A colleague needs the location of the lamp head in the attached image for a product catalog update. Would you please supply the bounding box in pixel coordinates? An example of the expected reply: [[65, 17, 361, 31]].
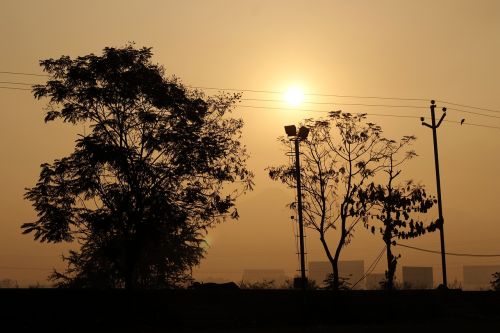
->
[[284, 125, 297, 137], [297, 126, 309, 140]]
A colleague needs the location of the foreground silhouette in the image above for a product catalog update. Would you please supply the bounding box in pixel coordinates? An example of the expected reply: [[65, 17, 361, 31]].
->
[[1, 288, 499, 332]]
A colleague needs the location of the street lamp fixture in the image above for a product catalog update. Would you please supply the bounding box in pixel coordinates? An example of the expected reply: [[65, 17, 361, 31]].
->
[[297, 126, 309, 141], [284, 125, 309, 141], [284, 125, 297, 137]]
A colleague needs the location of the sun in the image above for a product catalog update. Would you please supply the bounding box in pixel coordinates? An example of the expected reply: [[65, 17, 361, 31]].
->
[[284, 86, 304, 107]]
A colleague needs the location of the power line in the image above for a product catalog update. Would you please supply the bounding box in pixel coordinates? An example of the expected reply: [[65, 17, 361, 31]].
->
[[191, 86, 281, 94], [2, 71, 500, 122], [351, 245, 386, 289], [447, 107, 500, 119], [241, 99, 500, 119], [397, 243, 500, 257], [0, 266, 52, 271], [240, 98, 500, 121], [238, 105, 500, 130], [0, 86, 31, 91], [240, 104, 422, 118], [445, 119, 500, 130], [1, 89, 496, 129], [439, 99, 500, 115], [192, 86, 432, 103], [1, 85, 499, 129], [190, 86, 500, 114], [0, 71, 49, 77], [241, 98, 429, 109], [0, 81, 34, 86], [2, 70, 500, 113]]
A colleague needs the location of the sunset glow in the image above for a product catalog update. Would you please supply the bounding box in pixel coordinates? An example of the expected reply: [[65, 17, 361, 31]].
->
[[1, 1, 500, 301]]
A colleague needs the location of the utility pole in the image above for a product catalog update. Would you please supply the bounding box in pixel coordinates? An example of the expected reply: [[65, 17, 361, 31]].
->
[[284, 125, 309, 291], [421, 100, 448, 288]]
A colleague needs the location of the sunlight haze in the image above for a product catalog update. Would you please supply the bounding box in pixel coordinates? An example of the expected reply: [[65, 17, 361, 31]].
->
[[0, 0, 499, 287]]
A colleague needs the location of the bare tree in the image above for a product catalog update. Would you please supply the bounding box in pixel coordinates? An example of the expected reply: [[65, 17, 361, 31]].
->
[[269, 112, 389, 290]]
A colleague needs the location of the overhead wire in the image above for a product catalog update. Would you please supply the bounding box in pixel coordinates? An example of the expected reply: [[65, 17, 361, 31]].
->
[[240, 98, 500, 119], [0, 265, 52, 271], [0, 70, 49, 77], [241, 98, 429, 109], [0, 86, 31, 91], [194, 85, 500, 113], [2, 88, 499, 129], [1, 71, 500, 128], [0, 81, 34, 86], [238, 105, 500, 130], [351, 245, 386, 289], [447, 107, 500, 119], [439, 100, 500, 114], [1, 70, 499, 112], [397, 243, 500, 257]]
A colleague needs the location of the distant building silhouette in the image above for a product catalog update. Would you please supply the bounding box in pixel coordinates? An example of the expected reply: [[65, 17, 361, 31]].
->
[[402, 266, 433, 289], [366, 273, 385, 290], [241, 269, 287, 286], [463, 265, 500, 290], [308, 260, 364, 289]]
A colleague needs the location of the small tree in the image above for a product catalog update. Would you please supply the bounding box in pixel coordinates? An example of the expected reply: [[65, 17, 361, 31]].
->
[[22, 45, 253, 288], [491, 272, 500, 291], [323, 273, 351, 290], [363, 136, 436, 290], [269, 112, 389, 290]]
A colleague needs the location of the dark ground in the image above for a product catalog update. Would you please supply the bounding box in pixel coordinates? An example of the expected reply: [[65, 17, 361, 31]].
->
[[1, 288, 499, 332]]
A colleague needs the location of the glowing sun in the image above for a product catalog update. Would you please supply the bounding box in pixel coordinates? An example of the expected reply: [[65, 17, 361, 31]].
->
[[284, 86, 304, 107]]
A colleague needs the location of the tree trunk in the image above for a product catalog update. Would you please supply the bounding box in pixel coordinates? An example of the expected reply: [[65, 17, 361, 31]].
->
[[383, 224, 397, 291], [385, 242, 396, 290], [320, 233, 336, 289], [332, 215, 347, 291]]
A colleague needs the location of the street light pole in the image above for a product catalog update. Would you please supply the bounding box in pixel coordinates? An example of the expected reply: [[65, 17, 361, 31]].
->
[[294, 137, 307, 290], [284, 125, 309, 291]]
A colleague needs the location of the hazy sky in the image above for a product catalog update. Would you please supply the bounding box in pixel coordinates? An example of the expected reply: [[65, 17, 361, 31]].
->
[[1, 0, 499, 286]]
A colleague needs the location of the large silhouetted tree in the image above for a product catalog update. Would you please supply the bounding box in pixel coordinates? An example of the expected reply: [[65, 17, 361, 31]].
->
[[269, 112, 389, 290], [22, 45, 253, 288], [362, 136, 436, 290]]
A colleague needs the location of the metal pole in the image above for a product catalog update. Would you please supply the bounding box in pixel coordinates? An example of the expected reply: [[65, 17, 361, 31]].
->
[[422, 100, 447, 288], [294, 138, 307, 290]]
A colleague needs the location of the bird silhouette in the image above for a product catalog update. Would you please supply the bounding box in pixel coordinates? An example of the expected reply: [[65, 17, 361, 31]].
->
[[460, 119, 465, 125]]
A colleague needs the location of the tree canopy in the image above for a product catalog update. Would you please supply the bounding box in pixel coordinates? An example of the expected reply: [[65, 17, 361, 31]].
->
[[22, 45, 253, 288], [362, 136, 436, 290]]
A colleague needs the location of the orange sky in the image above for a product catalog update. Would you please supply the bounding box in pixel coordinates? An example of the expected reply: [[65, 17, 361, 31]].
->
[[1, 0, 499, 286]]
